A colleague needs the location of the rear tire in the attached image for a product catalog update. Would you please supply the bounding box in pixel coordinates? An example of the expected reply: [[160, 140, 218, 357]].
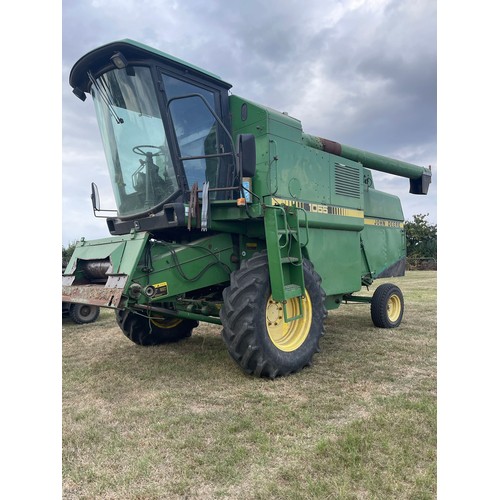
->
[[220, 252, 326, 378], [370, 283, 404, 328], [116, 309, 198, 346], [69, 303, 100, 324]]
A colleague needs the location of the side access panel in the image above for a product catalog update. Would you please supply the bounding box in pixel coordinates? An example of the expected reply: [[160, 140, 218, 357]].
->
[[305, 228, 362, 296], [361, 189, 406, 278]]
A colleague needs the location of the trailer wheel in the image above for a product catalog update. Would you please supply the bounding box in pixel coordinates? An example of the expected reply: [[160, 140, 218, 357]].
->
[[370, 283, 404, 328], [220, 252, 326, 378], [69, 303, 100, 324], [116, 310, 198, 346]]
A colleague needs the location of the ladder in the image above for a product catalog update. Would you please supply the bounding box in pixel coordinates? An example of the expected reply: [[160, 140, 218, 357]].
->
[[264, 204, 306, 322]]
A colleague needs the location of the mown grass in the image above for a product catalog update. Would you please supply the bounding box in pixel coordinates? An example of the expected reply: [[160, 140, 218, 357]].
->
[[62, 271, 436, 499]]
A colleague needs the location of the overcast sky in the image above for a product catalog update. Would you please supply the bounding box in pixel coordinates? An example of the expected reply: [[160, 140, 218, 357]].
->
[[62, 0, 437, 245]]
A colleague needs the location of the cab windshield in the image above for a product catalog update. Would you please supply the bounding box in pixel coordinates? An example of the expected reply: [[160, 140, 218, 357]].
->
[[91, 66, 177, 216]]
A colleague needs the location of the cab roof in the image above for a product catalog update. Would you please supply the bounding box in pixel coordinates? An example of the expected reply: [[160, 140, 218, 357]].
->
[[69, 39, 232, 95]]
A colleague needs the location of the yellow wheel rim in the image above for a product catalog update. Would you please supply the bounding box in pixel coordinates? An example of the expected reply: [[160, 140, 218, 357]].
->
[[150, 316, 183, 329], [387, 294, 402, 322], [266, 291, 312, 352]]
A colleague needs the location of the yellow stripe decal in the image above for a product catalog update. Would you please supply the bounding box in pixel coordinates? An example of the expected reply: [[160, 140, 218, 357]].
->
[[271, 197, 364, 218], [270, 198, 402, 227]]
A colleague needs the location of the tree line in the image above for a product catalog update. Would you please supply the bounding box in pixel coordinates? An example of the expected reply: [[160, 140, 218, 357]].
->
[[404, 213, 437, 269]]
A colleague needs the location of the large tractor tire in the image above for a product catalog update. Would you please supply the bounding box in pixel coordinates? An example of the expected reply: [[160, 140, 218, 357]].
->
[[220, 252, 327, 378], [370, 283, 404, 328], [116, 309, 198, 346], [69, 303, 100, 324]]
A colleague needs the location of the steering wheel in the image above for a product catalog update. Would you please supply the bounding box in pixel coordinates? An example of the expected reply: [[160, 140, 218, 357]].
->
[[132, 145, 163, 156]]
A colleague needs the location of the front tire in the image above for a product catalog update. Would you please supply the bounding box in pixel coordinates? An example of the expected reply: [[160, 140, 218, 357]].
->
[[220, 252, 326, 378], [116, 309, 198, 346]]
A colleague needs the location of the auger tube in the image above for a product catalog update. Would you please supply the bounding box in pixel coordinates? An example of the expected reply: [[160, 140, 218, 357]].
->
[[302, 133, 432, 194]]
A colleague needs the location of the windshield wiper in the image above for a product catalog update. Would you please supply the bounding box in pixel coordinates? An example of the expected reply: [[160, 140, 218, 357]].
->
[[87, 71, 124, 125]]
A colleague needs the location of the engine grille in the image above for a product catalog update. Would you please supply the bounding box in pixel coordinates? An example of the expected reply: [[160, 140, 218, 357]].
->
[[335, 163, 361, 198]]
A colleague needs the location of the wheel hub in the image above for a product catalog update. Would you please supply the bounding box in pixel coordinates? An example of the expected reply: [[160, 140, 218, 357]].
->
[[266, 292, 312, 352], [266, 300, 282, 325], [79, 305, 91, 317], [387, 294, 402, 322]]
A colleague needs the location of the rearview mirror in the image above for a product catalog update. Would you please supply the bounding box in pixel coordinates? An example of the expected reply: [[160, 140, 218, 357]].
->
[[237, 134, 256, 178], [91, 182, 100, 212], [90, 182, 117, 218]]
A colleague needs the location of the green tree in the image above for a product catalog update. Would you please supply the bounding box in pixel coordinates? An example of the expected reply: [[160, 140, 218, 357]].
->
[[405, 214, 437, 264]]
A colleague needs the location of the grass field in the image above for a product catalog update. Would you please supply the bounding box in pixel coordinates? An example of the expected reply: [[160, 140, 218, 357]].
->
[[62, 271, 436, 499]]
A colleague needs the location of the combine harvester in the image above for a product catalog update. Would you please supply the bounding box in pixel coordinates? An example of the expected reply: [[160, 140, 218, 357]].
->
[[63, 40, 431, 378]]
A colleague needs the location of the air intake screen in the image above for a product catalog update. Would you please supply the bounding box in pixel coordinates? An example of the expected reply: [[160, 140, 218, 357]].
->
[[335, 163, 361, 198]]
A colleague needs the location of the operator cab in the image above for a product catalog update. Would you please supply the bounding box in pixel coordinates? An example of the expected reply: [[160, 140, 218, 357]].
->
[[69, 39, 238, 235]]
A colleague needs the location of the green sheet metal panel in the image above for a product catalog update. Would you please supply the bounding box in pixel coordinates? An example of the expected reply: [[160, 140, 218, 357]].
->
[[361, 188, 406, 277], [305, 228, 362, 296], [128, 233, 236, 303]]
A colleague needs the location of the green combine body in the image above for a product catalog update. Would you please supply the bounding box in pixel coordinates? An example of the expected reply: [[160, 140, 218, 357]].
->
[[63, 39, 432, 378]]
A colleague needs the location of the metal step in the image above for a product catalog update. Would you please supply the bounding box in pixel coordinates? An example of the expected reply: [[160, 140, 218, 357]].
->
[[281, 256, 299, 264], [283, 284, 303, 299]]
